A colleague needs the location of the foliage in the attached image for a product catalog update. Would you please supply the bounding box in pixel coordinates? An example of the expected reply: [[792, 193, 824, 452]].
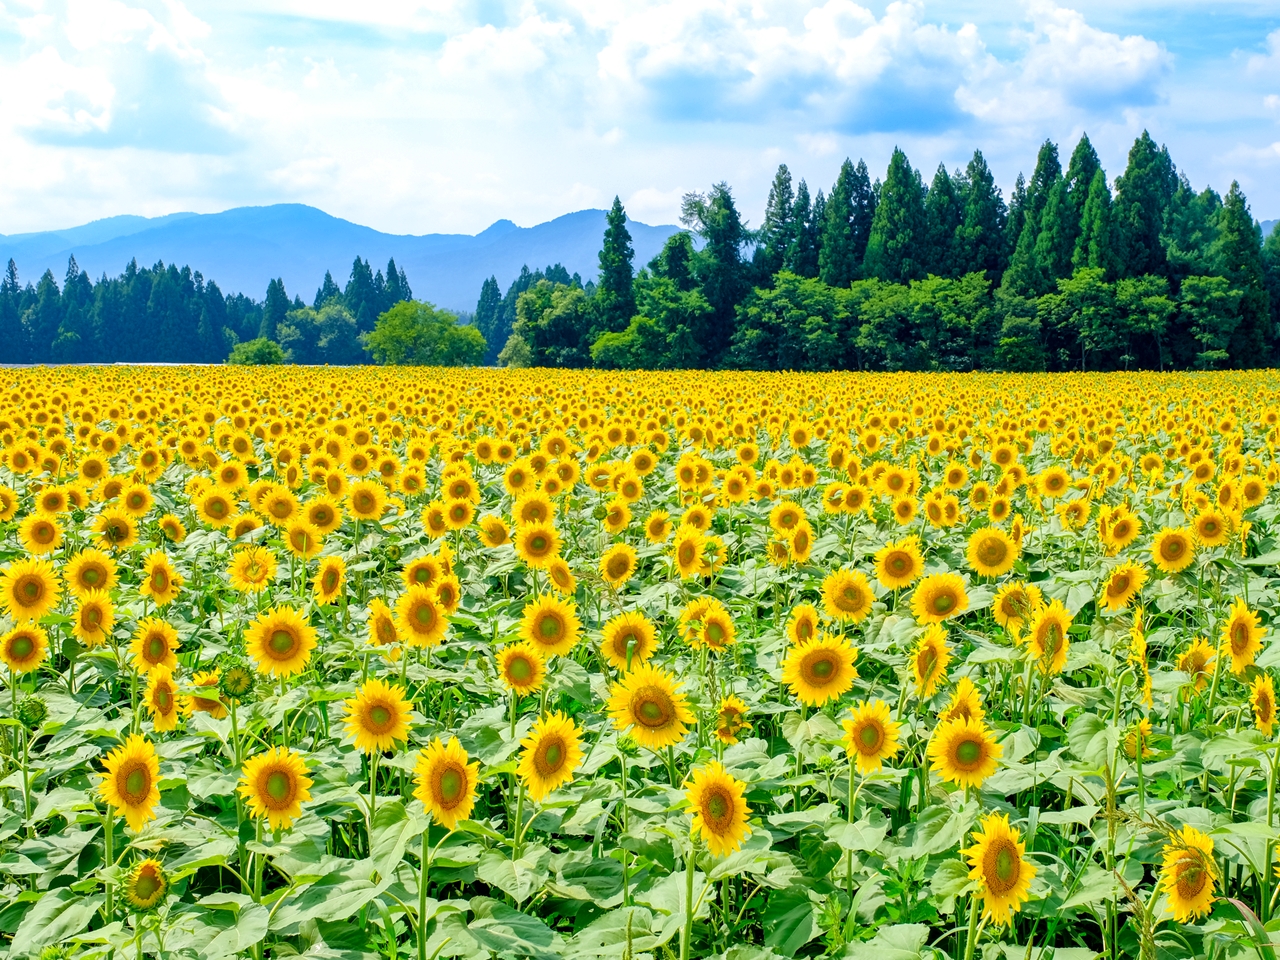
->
[[364, 300, 486, 366], [226, 337, 285, 365]]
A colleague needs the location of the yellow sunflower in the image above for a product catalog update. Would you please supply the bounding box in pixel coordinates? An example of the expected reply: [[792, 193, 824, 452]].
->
[[245, 605, 317, 677], [966, 526, 1019, 578], [517, 711, 584, 801], [1151, 527, 1196, 574], [498, 641, 546, 694], [842, 699, 902, 774], [927, 716, 1002, 789], [546, 557, 577, 594], [910, 624, 951, 698], [1193, 509, 1231, 548], [144, 666, 185, 733], [18, 513, 62, 555], [714, 695, 752, 745], [125, 858, 169, 911], [1027, 599, 1073, 676], [188, 668, 228, 719], [607, 663, 695, 750], [366, 598, 399, 650], [1251, 674, 1277, 736], [413, 737, 479, 830], [991, 581, 1044, 642], [344, 677, 413, 753], [195, 491, 237, 530], [283, 520, 323, 559], [1178, 638, 1216, 692], [0, 557, 62, 623], [130, 618, 179, 674], [228, 546, 277, 593], [1, 623, 48, 674], [939, 676, 986, 724], [65, 548, 119, 598], [910, 572, 969, 625], [73, 590, 115, 648], [670, 524, 706, 578], [514, 521, 560, 569], [313, 555, 346, 605], [821, 568, 875, 623], [600, 611, 658, 671], [874, 536, 924, 590], [600, 543, 639, 588], [781, 633, 859, 706], [98, 734, 162, 831], [1159, 825, 1216, 923], [786, 603, 820, 645], [1221, 598, 1264, 675], [395, 585, 449, 648], [1100, 562, 1147, 612], [963, 812, 1037, 925], [347, 479, 388, 521], [519, 594, 581, 657], [478, 514, 510, 547], [685, 761, 751, 857], [238, 747, 313, 830], [139, 551, 182, 607]]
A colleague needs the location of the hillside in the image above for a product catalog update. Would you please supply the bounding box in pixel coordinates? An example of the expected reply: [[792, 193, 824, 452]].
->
[[0, 205, 681, 312]]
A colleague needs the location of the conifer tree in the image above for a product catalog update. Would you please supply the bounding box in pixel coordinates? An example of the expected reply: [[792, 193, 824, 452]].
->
[[757, 165, 795, 280], [596, 196, 636, 333], [954, 150, 1007, 281], [863, 148, 927, 283], [1074, 168, 1121, 277], [259, 278, 289, 341], [1114, 131, 1177, 278], [923, 164, 962, 277], [1002, 140, 1061, 295], [1214, 181, 1272, 364], [784, 180, 819, 278]]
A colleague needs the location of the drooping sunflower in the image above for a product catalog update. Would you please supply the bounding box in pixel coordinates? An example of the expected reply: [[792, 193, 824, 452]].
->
[[963, 812, 1037, 925], [144, 666, 184, 733], [498, 641, 546, 694], [966, 526, 1019, 578], [413, 737, 479, 830], [1027, 599, 1073, 676], [991, 581, 1044, 641], [517, 711, 584, 802], [910, 572, 969, 625], [313, 556, 346, 605], [228, 546, 278, 593], [600, 543, 638, 588], [1159, 825, 1217, 923], [188, 669, 228, 719], [130, 618, 179, 674], [245, 605, 317, 677], [1252, 673, 1277, 736], [124, 858, 169, 912], [18, 513, 62, 555], [821, 568, 875, 623], [546, 557, 577, 595], [65, 548, 119, 598], [607, 663, 695, 750], [395, 585, 449, 648], [238, 747, 313, 830], [1124, 717, 1154, 760], [785, 603, 820, 646], [1221, 598, 1264, 675], [842, 699, 902, 774], [714, 695, 751, 745], [685, 761, 751, 857], [514, 521, 560, 569], [781, 633, 859, 706], [98, 734, 162, 831], [927, 716, 1002, 789], [519, 594, 582, 657], [939, 675, 986, 724], [366, 598, 399, 650], [910, 624, 951, 698], [344, 677, 413, 753], [1, 623, 48, 674], [670, 524, 706, 578], [1151, 527, 1196, 574], [1100, 562, 1147, 612], [0, 557, 62, 623], [139, 551, 182, 607], [73, 590, 115, 648], [600, 611, 658, 671], [477, 514, 510, 547], [1177, 637, 1216, 692]]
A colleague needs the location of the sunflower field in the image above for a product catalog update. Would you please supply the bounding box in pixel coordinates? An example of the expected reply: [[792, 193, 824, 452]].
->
[[2, 367, 1280, 960]]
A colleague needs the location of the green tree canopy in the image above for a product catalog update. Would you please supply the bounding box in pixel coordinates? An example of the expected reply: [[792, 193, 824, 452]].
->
[[364, 300, 486, 366]]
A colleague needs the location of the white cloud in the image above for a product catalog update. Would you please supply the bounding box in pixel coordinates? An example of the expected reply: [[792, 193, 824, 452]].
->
[[438, 15, 574, 78]]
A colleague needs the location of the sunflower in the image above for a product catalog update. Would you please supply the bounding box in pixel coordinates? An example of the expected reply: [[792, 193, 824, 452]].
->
[[125, 858, 169, 912], [228, 546, 277, 593], [402, 555, 445, 590], [1100, 562, 1147, 612], [607, 663, 695, 750], [1178, 638, 1216, 692], [685, 761, 751, 857], [910, 572, 969, 625], [94, 506, 141, 550], [1159, 825, 1217, 923], [1151, 527, 1196, 574], [1193, 509, 1231, 548], [513, 521, 560, 569], [644, 510, 672, 543], [130, 618, 179, 674], [498, 641, 546, 694], [1027, 599, 1073, 676], [188, 669, 228, 719], [65, 548, 119, 598], [821, 568, 875, 623], [478, 515, 510, 547], [781, 633, 859, 706], [366, 598, 399, 650], [158, 514, 187, 542], [433, 574, 461, 614], [939, 676, 986, 724], [139, 551, 182, 607], [304, 496, 344, 534], [144, 666, 184, 732], [195, 491, 237, 530], [313, 556, 346, 605], [413, 737, 479, 830], [1, 557, 62, 622], [395, 585, 449, 648], [714, 695, 752, 744], [245, 605, 317, 677], [517, 711, 584, 802], [842, 699, 902, 774], [600, 543, 638, 588], [1, 623, 48, 674], [519, 594, 581, 657], [262, 489, 302, 526], [98, 734, 162, 831], [218, 661, 256, 701], [670, 524, 706, 578], [119, 482, 154, 518], [927, 716, 1002, 789], [991, 581, 1044, 642], [600, 611, 658, 671], [546, 557, 577, 594], [344, 677, 413, 753], [1221, 598, 1264, 675], [786, 604, 820, 645], [347, 479, 387, 521], [238, 747, 313, 830], [73, 590, 115, 648], [283, 520, 323, 559], [1124, 717, 1154, 760], [963, 812, 1037, 925], [18, 513, 62, 555], [966, 526, 1018, 578], [910, 624, 951, 698]]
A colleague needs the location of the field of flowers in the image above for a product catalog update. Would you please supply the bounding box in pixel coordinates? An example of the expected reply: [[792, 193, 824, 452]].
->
[[1, 367, 1278, 960]]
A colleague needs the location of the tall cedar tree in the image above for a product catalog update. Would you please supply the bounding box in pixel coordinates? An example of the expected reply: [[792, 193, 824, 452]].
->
[[757, 165, 795, 281], [863, 148, 927, 283], [955, 151, 1007, 281], [784, 181, 819, 278], [1264, 227, 1280, 347], [1114, 131, 1177, 278], [1063, 135, 1102, 250], [1002, 140, 1062, 295], [474, 276, 503, 357], [819, 159, 874, 287], [596, 196, 637, 334], [1074, 168, 1121, 277], [259, 278, 289, 341], [1216, 182, 1272, 365], [680, 182, 750, 365], [923, 164, 963, 278], [313, 271, 342, 308]]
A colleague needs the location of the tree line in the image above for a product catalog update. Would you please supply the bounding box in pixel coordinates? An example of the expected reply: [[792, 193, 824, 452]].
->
[[481, 131, 1279, 372]]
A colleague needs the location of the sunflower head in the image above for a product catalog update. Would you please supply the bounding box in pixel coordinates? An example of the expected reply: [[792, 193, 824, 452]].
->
[[99, 734, 162, 832], [606, 663, 695, 751], [1, 623, 49, 675], [911, 572, 970, 625], [927, 716, 1002, 790], [910, 625, 951, 698], [519, 594, 581, 658], [245, 605, 317, 677], [821, 569, 874, 623], [963, 812, 1037, 925], [238, 746, 313, 831], [413, 737, 480, 830], [125, 858, 169, 912], [344, 677, 414, 753], [600, 612, 657, 671], [842, 699, 902, 774], [1, 557, 62, 623], [780, 633, 859, 707], [517, 711, 584, 801], [874, 537, 924, 590], [714, 695, 751, 745], [1159, 825, 1217, 923]]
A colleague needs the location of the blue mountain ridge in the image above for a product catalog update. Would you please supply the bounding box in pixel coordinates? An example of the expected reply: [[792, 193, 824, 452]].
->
[[0, 204, 681, 313]]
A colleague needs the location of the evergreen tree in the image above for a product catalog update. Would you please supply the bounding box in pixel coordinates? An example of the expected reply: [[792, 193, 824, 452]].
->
[[863, 148, 927, 283], [313, 270, 342, 308], [784, 180, 819, 278], [474, 276, 503, 358], [680, 182, 750, 365], [25, 270, 62, 363], [344, 257, 379, 332], [849, 160, 876, 273], [811, 189, 827, 268], [259, 278, 290, 341], [1033, 178, 1075, 289], [1114, 131, 1177, 278], [756, 165, 795, 281], [954, 150, 1007, 281], [1005, 173, 1028, 258], [0, 260, 24, 362], [819, 159, 863, 287], [1074, 168, 1121, 277], [1163, 178, 1223, 283], [1063, 133, 1101, 248], [1002, 140, 1062, 295], [595, 196, 637, 334], [650, 233, 697, 291], [384, 258, 410, 306], [1213, 181, 1272, 364], [923, 164, 962, 278], [1264, 226, 1280, 353]]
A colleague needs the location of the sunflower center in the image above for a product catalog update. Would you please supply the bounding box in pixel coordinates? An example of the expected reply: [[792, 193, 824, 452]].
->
[[265, 771, 292, 802], [918, 648, 937, 680], [538, 615, 562, 640], [10, 635, 33, 659], [984, 839, 1020, 893], [705, 789, 731, 827], [888, 555, 907, 575], [83, 568, 101, 586], [146, 636, 166, 661], [369, 705, 393, 730], [1176, 859, 1207, 898], [437, 767, 464, 804], [1109, 575, 1129, 597], [508, 657, 533, 682], [933, 594, 955, 613], [634, 688, 673, 728], [323, 571, 338, 591], [805, 653, 836, 683], [151, 570, 168, 590], [270, 629, 296, 655], [122, 765, 149, 802], [156, 688, 172, 711], [20, 578, 41, 602], [1163, 539, 1183, 559], [376, 619, 395, 644], [706, 622, 724, 644], [539, 740, 564, 772], [955, 739, 982, 768], [858, 723, 882, 751], [133, 869, 161, 901], [1232, 623, 1249, 653]]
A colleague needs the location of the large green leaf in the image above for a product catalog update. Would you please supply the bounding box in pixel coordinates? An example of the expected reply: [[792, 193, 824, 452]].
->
[[9, 888, 104, 955]]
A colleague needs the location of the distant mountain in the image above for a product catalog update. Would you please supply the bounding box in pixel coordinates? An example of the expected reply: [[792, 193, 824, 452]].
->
[[1262, 219, 1277, 239], [0, 204, 682, 312]]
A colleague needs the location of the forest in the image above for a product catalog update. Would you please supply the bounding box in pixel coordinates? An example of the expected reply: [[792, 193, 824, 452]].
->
[[2, 130, 1277, 371]]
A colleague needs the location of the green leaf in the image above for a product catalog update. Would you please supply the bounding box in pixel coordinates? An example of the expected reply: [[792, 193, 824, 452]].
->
[[1066, 713, 1117, 769], [563, 906, 669, 958], [842, 923, 932, 960], [762, 885, 819, 957], [467, 896, 562, 959], [9, 888, 104, 954], [827, 814, 889, 854], [476, 847, 552, 904], [268, 866, 392, 932]]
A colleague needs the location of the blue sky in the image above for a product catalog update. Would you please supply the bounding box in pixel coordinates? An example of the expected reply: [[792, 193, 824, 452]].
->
[[0, 0, 1277, 236]]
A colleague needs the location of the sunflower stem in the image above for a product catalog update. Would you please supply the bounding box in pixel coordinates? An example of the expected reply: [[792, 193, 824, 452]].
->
[[417, 828, 430, 960], [512, 780, 525, 861], [961, 892, 980, 960], [680, 835, 698, 960], [368, 751, 381, 847], [103, 804, 115, 918]]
